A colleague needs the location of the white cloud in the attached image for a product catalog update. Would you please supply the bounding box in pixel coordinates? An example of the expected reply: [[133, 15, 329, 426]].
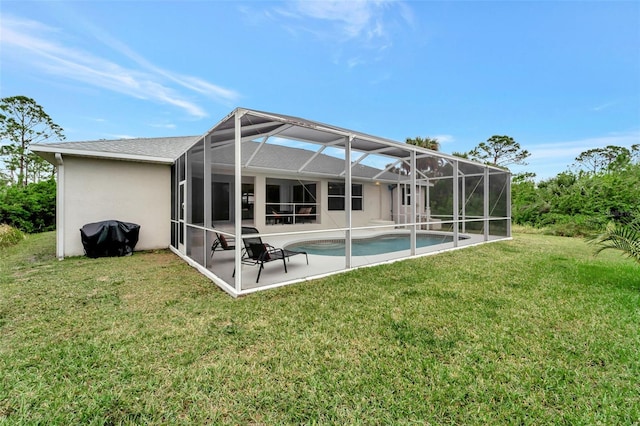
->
[[511, 131, 640, 180], [108, 134, 137, 140], [272, 0, 411, 67], [591, 101, 618, 112], [1, 15, 240, 118], [397, 2, 416, 29], [288, 0, 381, 40], [434, 134, 455, 144], [526, 131, 640, 161], [368, 72, 392, 85], [149, 123, 177, 130], [347, 56, 365, 69]]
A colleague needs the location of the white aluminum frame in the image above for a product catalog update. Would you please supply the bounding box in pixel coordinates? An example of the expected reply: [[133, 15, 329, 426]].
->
[[170, 108, 512, 297]]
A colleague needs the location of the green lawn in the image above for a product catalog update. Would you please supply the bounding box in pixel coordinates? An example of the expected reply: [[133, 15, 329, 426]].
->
[[1, 232, 638, 425]]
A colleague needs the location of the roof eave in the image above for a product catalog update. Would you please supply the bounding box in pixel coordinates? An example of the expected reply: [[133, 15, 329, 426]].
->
[[31, 145, 175, 165]]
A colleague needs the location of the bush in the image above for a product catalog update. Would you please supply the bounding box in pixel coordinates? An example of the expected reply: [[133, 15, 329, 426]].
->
[[0, 223, 25, 248], [538, 214, 607, 237], [0, 179, 56, 233], [512, 163, 640, 236]]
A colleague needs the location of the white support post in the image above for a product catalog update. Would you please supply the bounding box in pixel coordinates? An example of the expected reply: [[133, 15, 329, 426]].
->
[[484, 167, 490, 241], [461, 175, 466, 233], [410, 150, 417, 256], [426, 178, 431, 228], [204, 136, 212, 267], [183, 151, 190, 257], [345, 135, 353, 269], [234, 110, 244, 292], [396, 183, 400, 224], [453, 160, 459, 247]]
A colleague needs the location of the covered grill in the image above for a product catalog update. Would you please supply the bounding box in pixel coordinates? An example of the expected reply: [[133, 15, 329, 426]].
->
[[80, 220, 140, 258]]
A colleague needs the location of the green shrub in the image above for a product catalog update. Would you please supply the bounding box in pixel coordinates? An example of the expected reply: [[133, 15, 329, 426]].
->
[[0, 223, 25, 248], [541, 214, 607, 237], [512, 164, 640, 236], [0, 179, 56, 233]]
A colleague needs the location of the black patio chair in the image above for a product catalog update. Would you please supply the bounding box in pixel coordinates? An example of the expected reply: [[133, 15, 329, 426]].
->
[[210, 227, 235, 257], [238, 226, 308, 283]]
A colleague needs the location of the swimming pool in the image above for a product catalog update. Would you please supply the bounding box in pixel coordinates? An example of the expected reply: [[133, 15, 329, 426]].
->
[[285, 233, 464, 256]]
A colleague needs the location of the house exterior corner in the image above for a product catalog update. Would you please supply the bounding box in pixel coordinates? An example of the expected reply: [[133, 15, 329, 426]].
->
[[61, 156, 171, 256]]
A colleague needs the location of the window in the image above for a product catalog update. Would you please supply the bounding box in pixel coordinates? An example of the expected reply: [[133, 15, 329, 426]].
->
[[212, 182, 230, 221], [328, 182, 363, 211], [242, 183, 254, 220], [293, 183, 317, 204], [402, 186, 411, 206], [265, 184, 279, 204], [266, 179, 318, 224]]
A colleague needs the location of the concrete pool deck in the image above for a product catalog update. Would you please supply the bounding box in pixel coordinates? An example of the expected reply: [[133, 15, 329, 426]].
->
[[203, 228, 509, 293]]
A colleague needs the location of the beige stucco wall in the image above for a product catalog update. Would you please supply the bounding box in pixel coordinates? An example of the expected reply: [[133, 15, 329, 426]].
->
[[62, 156, 170, 256]]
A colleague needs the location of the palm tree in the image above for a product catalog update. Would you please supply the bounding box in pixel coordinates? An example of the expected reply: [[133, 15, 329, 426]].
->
[[406, 136, 440, 151], [589, 221, 640, 264], [404, 136, 442, 177]]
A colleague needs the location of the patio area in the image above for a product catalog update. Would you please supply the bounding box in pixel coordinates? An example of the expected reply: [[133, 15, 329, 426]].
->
[[191, 225, 507, 292]]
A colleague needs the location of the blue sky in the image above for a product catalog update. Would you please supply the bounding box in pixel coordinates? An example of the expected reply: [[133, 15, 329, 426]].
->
[[1, 0, 639, 180]]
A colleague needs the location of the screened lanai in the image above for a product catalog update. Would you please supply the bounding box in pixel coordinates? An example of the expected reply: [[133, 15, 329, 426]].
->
[[170, 108, 511, 296]]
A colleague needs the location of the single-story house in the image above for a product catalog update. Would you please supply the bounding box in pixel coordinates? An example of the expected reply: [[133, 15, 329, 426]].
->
[[33, 108, 511, 297]]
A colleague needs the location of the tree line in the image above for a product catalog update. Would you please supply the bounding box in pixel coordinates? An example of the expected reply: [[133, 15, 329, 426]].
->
[[512, 148, 639, 236], [1, 96, 62, 232]]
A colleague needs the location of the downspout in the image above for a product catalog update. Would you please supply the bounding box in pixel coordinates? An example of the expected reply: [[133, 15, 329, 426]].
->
[[54, 153, 64, 259], [388, 185, 395, 222]]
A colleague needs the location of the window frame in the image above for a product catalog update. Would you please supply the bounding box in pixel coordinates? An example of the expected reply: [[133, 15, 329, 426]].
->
[[328, 182, 363, 211]]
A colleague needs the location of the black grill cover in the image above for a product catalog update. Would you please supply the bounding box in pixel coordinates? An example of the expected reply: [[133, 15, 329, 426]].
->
[[80, 220, 140, 258]]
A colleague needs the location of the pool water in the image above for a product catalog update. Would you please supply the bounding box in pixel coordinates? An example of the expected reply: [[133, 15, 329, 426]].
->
[[285, 233, 460, 256]]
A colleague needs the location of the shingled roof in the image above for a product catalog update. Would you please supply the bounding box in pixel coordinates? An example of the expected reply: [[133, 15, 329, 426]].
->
[[32, 136, 199, 164]]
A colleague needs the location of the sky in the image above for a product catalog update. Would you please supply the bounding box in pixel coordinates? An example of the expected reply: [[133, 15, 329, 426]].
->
[[1, 0, 639, 180]]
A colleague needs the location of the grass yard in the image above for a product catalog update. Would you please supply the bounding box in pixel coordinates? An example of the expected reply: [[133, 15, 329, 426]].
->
[[1, 232, 639, 425]]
